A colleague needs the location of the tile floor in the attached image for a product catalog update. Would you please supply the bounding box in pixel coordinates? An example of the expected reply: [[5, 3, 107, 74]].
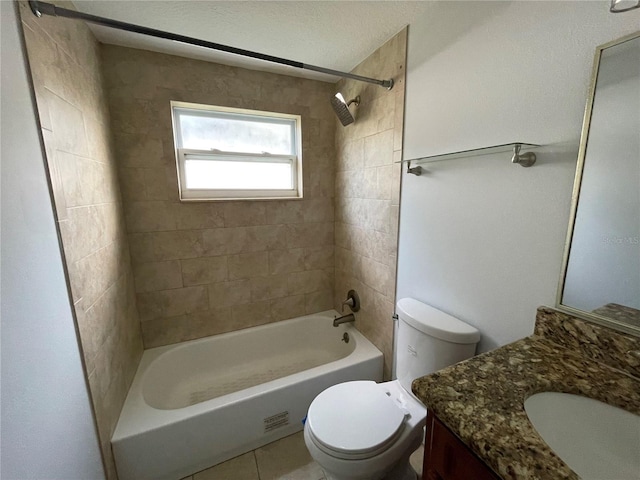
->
[[180, 431, 425, 480]]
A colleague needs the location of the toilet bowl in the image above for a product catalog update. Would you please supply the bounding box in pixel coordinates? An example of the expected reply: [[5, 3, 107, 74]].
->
[[304, 298, 480, 480]]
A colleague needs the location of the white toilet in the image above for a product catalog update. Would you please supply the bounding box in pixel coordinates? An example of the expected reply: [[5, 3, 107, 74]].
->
[[304, 298, 481, 480]]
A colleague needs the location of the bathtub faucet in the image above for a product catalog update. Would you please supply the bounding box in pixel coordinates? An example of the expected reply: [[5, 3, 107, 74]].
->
[[333, 313, 355, 327]]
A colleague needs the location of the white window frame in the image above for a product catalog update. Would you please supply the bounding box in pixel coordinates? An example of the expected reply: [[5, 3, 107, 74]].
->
[[171, 101, 303, 201]]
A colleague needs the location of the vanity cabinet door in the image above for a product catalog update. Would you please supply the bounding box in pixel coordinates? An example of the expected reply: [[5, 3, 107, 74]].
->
[[423, 410, 500, 480]]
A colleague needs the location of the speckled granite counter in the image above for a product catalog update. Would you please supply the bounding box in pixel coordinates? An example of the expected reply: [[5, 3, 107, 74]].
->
[[412, 307, 640, 480]]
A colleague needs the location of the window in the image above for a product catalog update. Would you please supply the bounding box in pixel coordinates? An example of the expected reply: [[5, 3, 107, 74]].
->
[[171, 101, 302, 200]]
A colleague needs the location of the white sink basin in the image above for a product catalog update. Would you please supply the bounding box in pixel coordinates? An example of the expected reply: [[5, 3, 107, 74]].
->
[[524, 392, 640, 480]]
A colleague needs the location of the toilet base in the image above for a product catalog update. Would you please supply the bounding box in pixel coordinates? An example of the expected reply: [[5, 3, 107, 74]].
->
[[317, 435, 422, 480], [383, 442, 420, 480], [321, 456, 417, 480]]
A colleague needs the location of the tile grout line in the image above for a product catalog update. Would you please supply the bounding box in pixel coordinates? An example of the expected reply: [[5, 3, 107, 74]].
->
[[252, 449, 262, 480]]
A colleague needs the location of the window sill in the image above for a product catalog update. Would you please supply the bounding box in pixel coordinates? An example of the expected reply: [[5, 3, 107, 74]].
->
[[178, 195, 304, 202]]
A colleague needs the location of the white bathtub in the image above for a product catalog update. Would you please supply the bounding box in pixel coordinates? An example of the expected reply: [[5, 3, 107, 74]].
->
[[112, 310, 383, 480]]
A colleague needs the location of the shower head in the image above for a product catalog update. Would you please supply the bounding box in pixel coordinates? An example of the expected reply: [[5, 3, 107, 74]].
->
[[331, 93, 360, 126]]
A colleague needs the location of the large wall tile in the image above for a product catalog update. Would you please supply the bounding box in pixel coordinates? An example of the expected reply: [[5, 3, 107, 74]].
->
[[250, 274, 290, 301], [173, 203, 225, 230], [181, 256, 228, 286], [286, 222, 334, 248], [20, 3, 144, 477], [134, 260, 184, 292], [125, 201, 176, 233], [334, 29, 407, 379], [270, 295, 306, 322], [69, 238, 129, 311], [265, 201, 305, 225], [223, 202, 267, 227], [201, 225, 288, 256], [363, 129, 394, 168], [305, 290, 334, 314], [304, 246, 335, 270], [118, 167, 147, 203], [337, 138, 364, 172], [129, 230, 204, 263], [141, 308, 232, 348], [137, 286, 209, 321], [59, 204, 116, 262], [288, 270, 332, 296], [48, 92, 89, 156], [114, 134, 165, 168], [303, 198, 335, 223], [228, 252, 269, 280], [201, 227, 254, 256], [231, 301, 273, 326], [56, 151, 114, 207], [268, 248, 306, 275], [208, 280, 252, 309]]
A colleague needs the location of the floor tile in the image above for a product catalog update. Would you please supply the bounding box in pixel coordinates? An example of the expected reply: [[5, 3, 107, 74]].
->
[[193, 452, 259, 480], [255, 431, 325, 480]]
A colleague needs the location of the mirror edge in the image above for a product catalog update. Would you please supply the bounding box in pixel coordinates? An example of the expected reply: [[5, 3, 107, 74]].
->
[[556, 30, 640, 338]]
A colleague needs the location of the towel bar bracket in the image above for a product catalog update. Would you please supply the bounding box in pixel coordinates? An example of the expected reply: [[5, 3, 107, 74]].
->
[[511, 144, 537, 167], [407, 161, 423, 176]]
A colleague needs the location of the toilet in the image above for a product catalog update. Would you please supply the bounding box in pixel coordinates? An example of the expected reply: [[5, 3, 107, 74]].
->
[[304, 298, 481, 480]]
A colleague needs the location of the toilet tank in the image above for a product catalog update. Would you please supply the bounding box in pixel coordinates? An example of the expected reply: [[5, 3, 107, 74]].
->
[[395, 298, 481, 393]]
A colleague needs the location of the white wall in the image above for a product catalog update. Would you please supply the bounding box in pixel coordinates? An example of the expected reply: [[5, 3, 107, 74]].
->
[[0, 2, 105, 478], [398, 1, 640, 351]]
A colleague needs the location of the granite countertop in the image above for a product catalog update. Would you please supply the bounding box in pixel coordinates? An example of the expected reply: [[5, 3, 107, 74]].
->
[[411, 308, 640, 480]]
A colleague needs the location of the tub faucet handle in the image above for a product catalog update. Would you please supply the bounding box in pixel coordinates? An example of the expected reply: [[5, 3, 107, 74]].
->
[[341, 289, 360, 312]]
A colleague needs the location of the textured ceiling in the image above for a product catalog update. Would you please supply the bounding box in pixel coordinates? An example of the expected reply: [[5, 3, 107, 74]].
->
[[73, 1, 434, 83]]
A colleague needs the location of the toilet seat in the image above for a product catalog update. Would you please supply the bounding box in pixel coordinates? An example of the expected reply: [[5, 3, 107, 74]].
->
[[306, 381, 407, 460]]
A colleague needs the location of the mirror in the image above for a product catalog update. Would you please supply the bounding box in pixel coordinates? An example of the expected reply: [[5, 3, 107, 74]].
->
[[558, 31, 640, 335]]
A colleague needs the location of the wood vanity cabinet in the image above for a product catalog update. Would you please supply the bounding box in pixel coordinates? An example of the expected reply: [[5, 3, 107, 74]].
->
[[423, 410, 500, 480]]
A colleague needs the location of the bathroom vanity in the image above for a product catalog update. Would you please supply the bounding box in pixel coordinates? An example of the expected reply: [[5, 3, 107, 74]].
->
[[422, 411, 498, 480], [412, 307, 640, 480]]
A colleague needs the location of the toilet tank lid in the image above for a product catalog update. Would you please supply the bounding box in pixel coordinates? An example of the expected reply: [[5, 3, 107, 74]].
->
[[396, 298, 480, 344]]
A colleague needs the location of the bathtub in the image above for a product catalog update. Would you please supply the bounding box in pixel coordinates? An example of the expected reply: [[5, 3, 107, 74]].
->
[[111, 310, 383, 480]]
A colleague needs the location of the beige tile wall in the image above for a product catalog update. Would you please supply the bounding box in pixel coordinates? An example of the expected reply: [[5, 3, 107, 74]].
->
[[101, 46, 337, 348], [18, 2, 144, 478], [334, 29, 408, 379]]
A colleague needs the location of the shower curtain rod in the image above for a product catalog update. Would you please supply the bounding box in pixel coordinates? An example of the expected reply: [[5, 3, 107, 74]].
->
[[28, 0, 394, 90]]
